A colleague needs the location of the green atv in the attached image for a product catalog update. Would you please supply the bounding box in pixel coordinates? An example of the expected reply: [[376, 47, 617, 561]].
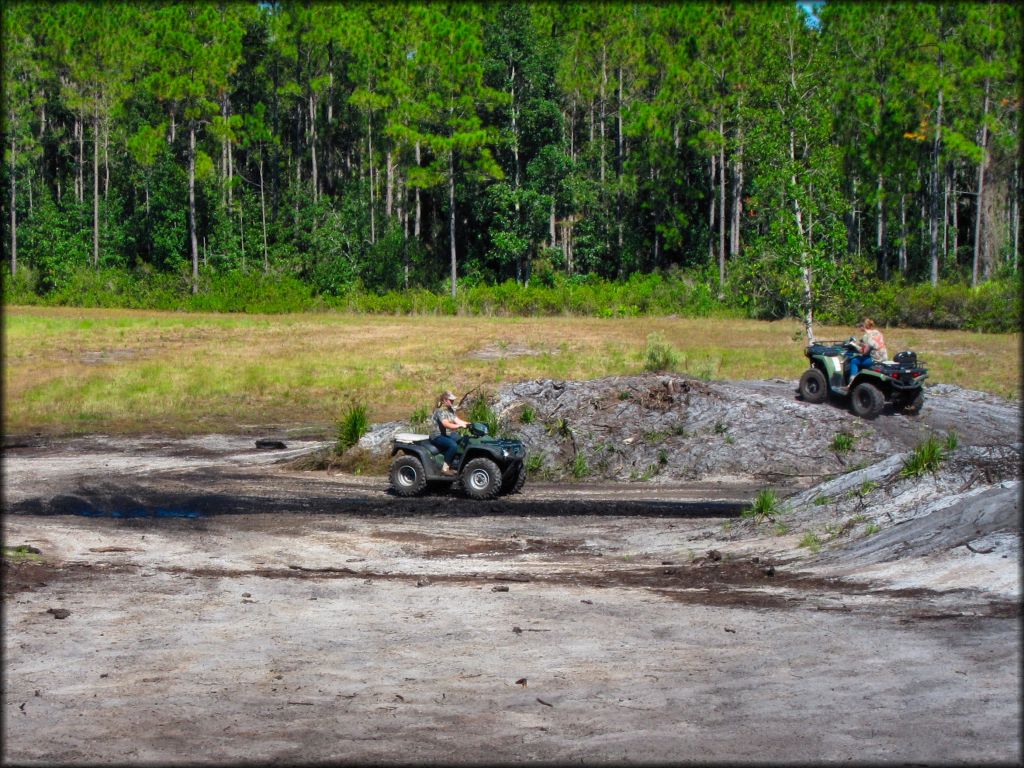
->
[[389, 422, 527, 500], [799, 340, 928, 419]]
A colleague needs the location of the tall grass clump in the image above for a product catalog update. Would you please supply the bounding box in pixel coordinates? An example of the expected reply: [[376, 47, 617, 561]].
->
[[468, 398, 499, 436], [336, 403, 369, 454], [643, 332, 680, 372], [742, 489, 782, 521], [899, 435, 946, 478]]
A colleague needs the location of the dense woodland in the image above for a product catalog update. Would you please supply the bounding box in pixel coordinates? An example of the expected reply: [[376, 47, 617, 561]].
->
[[2, 2, 1021, 326]]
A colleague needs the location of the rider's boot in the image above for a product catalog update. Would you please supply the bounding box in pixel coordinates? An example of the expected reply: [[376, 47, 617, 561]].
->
[[441, 462, 456, 476]]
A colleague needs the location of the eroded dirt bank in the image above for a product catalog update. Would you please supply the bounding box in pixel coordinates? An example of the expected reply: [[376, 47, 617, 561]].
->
[[2, 376, 1020, 764]]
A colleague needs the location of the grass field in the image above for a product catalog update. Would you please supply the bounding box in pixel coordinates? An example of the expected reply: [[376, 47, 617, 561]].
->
[[4, 306, 1019, 436]]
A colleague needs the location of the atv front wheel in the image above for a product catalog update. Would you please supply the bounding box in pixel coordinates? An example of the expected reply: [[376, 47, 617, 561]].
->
[[501, 463, 527, 495], [798, 368, 828, 404], [390, 455, 427, 497], [462, 457, 502, 500], [850, 382, 884, 419]]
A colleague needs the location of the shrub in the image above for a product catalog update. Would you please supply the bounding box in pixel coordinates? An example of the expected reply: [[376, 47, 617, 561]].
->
[[519, 405, 535, 424], [643, 332, 680, 372], [468, 398, 499, 437], [335, 403, 369, 454], [900, 435, 945, 478], [742, 489, 782, 521], [831, 432, 856, 453], [570, 451, 590, 479]]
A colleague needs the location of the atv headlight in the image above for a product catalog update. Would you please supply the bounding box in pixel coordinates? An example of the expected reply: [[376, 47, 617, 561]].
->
[[502, 448, 509, 458]]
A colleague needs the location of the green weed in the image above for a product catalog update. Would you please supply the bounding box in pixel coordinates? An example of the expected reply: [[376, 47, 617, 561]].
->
[[773, 521, 790, 536], [798, 532, 822, 553], [813, 495, 831, 506], [831, 432, 856, 452], [658, 448, 669, 466], [409, 405, 430, 429], [336, 403, 369, 453], [900, 435, 946, 478], [742, 488, 782, 521], [519, 405, 535, 424], [945, 431, 959, 451], [643, 332, 680, 373], [570, 452, 590, 479], [468, 398, 499, 436], [864, 523, 881, 535]]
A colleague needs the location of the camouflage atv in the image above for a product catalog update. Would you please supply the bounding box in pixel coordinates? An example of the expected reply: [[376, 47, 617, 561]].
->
[[799, 339, 928, 419], [389, 422, 527, 500]]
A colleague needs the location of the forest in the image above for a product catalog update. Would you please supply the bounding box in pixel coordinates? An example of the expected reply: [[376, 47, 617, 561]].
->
[[2, 2, 1021, 328]]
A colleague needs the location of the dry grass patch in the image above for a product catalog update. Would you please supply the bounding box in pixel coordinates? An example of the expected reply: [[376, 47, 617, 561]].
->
[[4, 307, 1018, 435]]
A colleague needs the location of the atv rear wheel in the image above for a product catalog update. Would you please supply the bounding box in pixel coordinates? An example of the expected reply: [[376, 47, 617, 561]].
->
[[901, 390, 925, 415], [390, 455, 427, 497], [850, 382, 884, 419], [462, 457, 502, 500], [798, 368, 828, 404], [501, 463, 527, 495]]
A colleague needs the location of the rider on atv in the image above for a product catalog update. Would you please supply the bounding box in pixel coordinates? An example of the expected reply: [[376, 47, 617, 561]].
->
[[431, 390, 469, 475]]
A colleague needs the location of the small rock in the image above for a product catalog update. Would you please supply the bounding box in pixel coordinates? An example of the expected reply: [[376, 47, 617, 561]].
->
[[46, 608, 70, 619], [242, 592, 252, 598], [707, 549, 722, 562], [255, 439, 287, 450], [416, 579, 430, 588], [762, 565, 776, 577], [491, 585, 510, 592], [512, 626, 523, 634]]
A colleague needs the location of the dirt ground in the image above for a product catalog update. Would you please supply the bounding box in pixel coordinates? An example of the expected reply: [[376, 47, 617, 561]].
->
[[2, 379, 1021, 765]]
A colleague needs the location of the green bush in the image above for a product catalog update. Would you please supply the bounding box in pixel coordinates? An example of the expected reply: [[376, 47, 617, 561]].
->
[[336, 403, 369, 454], [742, 488, 782, 521], [643, 332, 680, 372], [900, 435, 945, 478], [468, 398, 499, 436]]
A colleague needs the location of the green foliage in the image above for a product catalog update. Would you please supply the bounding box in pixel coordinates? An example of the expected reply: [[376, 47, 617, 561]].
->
[[569, 451, 590, 479], [468, 398, 499, 437], [1, 5, 1020, 325], [643, 332, 680, 373], [335, 403, 369, 454], [798, 532, 822, 553], [900, 435, 947, 478], [519, 405, 535, 425], [409, 405, 430, 430], [864, 523, 881, 536], [525, 454, 543, 475], [831, 432, 856, 453], [945, 431, 959, 452], [742, 489, 782, 522]]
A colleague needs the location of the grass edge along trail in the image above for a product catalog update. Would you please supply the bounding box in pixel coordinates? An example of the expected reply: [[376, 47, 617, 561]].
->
[[4, 305, 1019, 437]]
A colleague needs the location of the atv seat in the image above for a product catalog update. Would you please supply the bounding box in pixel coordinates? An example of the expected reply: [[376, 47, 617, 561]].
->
[[394, 432, 430, 443]]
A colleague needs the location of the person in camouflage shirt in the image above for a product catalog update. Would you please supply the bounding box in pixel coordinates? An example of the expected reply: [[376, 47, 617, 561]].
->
[[430, 390, 469, 475]]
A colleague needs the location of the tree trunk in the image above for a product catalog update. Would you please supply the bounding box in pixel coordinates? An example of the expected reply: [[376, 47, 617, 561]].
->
[[259, 155, 268, 272], [599, 44, 606, 184], [789, 129, 814, 344], [876, 173, 886, 279], [929, 87, 943, 286], [368, 109, 375, 244], [385, 150, 393, 221], [93, 111, 100, 268], [899, 189, 908, 275], [8, 136, 16, 277], [77, 118, 84, 203], [972, 79, 990, 287], [707, 154, 716, 266], [449, 149, 457, 300], [718, 116, 726, 291], [189, 122, 199, 293], [414, 141, 421, 239], [730, 126, 743, 259], [309, 93, 318, 203]]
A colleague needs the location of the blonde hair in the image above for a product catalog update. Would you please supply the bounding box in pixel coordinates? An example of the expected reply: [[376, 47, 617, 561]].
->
[[437, 391, 456, 408]]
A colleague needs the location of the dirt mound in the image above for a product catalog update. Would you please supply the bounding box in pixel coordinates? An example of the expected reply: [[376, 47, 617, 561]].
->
[[362, 374, 1020, 488]]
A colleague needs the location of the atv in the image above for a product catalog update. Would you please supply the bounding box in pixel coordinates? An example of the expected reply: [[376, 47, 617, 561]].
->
[[799, 339, 928, 419], [389, 422, 527, 500]]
